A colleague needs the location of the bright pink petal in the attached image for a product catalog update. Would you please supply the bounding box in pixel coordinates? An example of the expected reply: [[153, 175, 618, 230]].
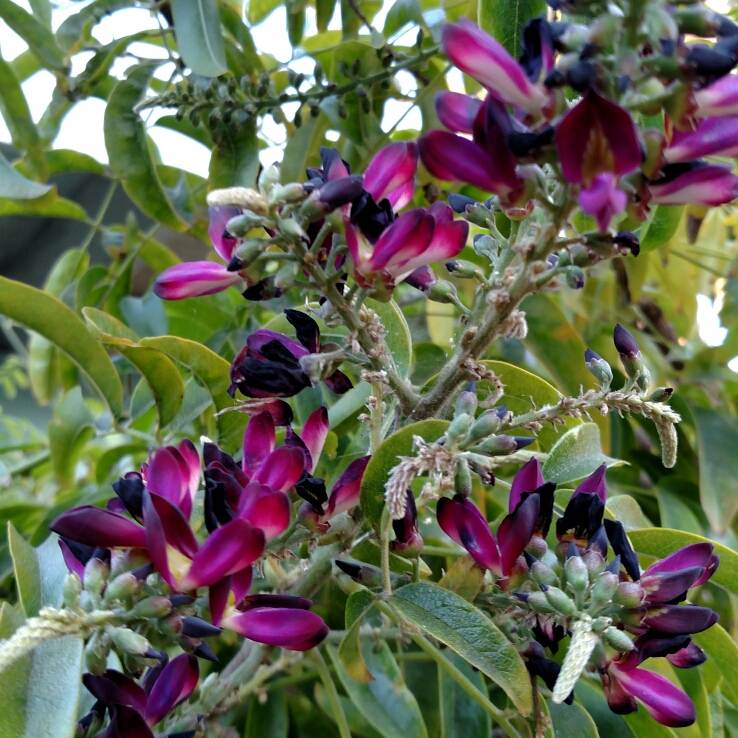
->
[[442, 19, 546, 113], [509, 458, 545, 513], [300, 407, 330, 473], [180, 519, 265, 591], [387, 179, 415, 212], [419, 130, 514, 195], [247, 490, 291, 540], [146, 653, 199, 727], [366, 209, 434, 273], [389, 219, 469, 280], [435, 91, 483, 133], [643, 542, 714, 577], [650, 163, 738, 206], [209, 575, 232, 627], [666, 116, 738, 162], [253, 446, 305, 491], [50, 506, 147, 549], [437, 496, 463, 546], [222, 607, 329, 651], [145, 492, 198, 559], [146, 447, 187, 513], [232, 566, 254, 604], [153, 262, 241, 300], [363, 142, 418, 205], [327, 456, 371, 517], [208, 206, 242, 261], [242, 412, 276, 476], [695, 74, 738, 117], [579, 173, 627, 233], [614, 666, 696, 728], [178, 439, 201, 504], [453, 497, 502, 575]]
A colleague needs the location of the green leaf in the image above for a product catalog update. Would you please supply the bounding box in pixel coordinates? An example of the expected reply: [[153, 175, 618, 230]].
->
[[119, 293, 168, 337], [0, 151, 51, 199], [315, 682, 384, 738], [328, 642, 429, 738], [677, 667, 712, 738], [0, 189, 86, 218], [640, 205, 683, 254], [478, 0, 546, 57], [104, 64, 187, 231], [8, 524, 68, 617], [338, 590, 376, 683], [412, 343, 447, 386], [367, 298, 413, 378], [383, 0, 423, 38], [166, 377, 213, 434], [0, 602, 27, 738], [28, 0, 51, 28], [479, 360, 582, 450], [28, 249, 88, 405], [247, 0, 282, 24], [439, 649, 491, 738], [542, 423, 621, 484], [390, 582, 532, 716], [245, 688, 289, 738], [691, 406, 738, 534], [209, 117, 261, 189], [547, 699, 600, 738], [438, 555, 485, 602], [139, 336, 247, 454], [623, 707, 676, 738], [693, 624, 738, 707], [170, 0, 227, 77], [316, 0, 338, 33], [575, 680, 631, 738], [328, 382, 372, 429], [0, 0, 65, 71], [44, 149, 106, 176], [360, 420, 449, 530], [0, 275, 124, 418], [280, 112, 330, 184], [83, 309, 184, 430], [48, 387, 96, 487], [0, 55, 46, 180]]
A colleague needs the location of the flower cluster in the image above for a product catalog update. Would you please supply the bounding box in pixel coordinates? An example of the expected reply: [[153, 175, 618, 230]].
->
[[50, 408, 369, 655], [420, 16, 738, 232]]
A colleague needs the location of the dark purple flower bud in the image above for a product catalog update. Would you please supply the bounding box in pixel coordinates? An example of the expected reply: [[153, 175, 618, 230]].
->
[[222, 606, 329, 651], [242, 277, 282, 302], [193, 640, 218, 662], [145, 653, 199, 727], [111, 473, 145, 521], [643, 604, 719, 635], [556, 489, 605, 545], [314, 175, 365, 212], [613, 324, 641, 359], [335, 559, 363, 580], [604, 519, 641, 581], [180, 617, 222, 639], [566, 60, 599, 91], [447, 193, 478, 214], [294, 470, 328, 516], [518, 18, 555, 83], [507, 125, 555, 158], [50, 506, 147, 550], [391, 490, 423, 555], [404, 265, 439, 294], [613, 230, 640, 256], [686, 45, 737, 82], [526, 656, 573, 704]]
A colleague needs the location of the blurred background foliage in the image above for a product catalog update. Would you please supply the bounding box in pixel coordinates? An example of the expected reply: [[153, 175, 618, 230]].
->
[[1, 0, 738, 736]]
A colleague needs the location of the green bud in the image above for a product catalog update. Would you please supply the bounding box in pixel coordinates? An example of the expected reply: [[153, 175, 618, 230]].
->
[[85, 633, 110, 676], [584, 349, 613, 388], [445, 260, 484, 280], [455, 388, 478, 418], [108, 627, 159, 658], [613, 582, 644, 608], [83, 558, 109, 599], [527, 591, 557, 614], [447, 413, 473, 444], [582, 549, 606, 581], [258, 164, 281, 194], [454, 459, 473, 497], [469, 435, 522, 456], [473, 235, 498, 259], [545, 586, 578, 617], [425, 279, 460, 305], [62, 573, 82, 609], [229, 239, 264, 270], [590, 571, 619, 607], [279, 218, 307, 241], [565, 266, 585, 290], [531, 561, 559, 588], [466, 409, 503, 444], [564, 555, 589, 595], [134, 596, 173, 619], [463, 203, 494, 228], [78, 590, 95, 612], [226, 213, 266, 237], [673, 6, 722, 36], [274, 262, 298, 292], [269, 182, 308, 207], [299, 350, 346, 384], [635, 365, 652, 394], [648, 387, 674, 403], [104, 572, 139, 603], [603, 626, 635, 652], [590, 616, 612, 634]]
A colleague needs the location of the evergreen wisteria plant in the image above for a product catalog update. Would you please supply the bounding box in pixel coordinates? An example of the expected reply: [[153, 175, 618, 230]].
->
[[2, 0, 738, 736]]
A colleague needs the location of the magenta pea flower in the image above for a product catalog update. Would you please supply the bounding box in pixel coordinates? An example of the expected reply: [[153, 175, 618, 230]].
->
[[434, 91, 483, 134], [345, 201, 468, 293], [602, 662, 696, 727], [361, 141, 418, 212], [228, 309, 352, 399], [665, 116, 738, 162], [508, 458, 556, 540], [436, 493, 539, 577], [555, 89, 641, 231], [82, 654, 199, 737], [441, 19, 548, 114], [221, 593, 329, 651], [649, 161, 738, 206], [694, 74, 738, 117], [153, 207, 245, 300]]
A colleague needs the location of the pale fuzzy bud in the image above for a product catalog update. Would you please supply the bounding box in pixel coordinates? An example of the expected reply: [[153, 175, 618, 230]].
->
[[584, 349, 613, 388], [62, 573, 83, 609], [83, 558, 109, 599], [583, 549, 606, 581], [107, 627, 160, 659], [103, 572, 140, 603], [466, 409, 503, 443], [133, 596, 173, 619], [455, 385, 478, 417], [225, 212, 266, 237], [648, 387, 674, 403], [207, 187, 269, 216], [590, 571, 619, 607], [603, 626, 635, 653], [552, 617, 597, 703], [531, 561, 559, 588], [656, 419, 678, 469], [613, 581, 644, 608], [268, 183, 307, 206], [258, 164, 281, 194], [527, 591, 557, 614], [85, 633, 110, 676], [590, 616, 612, 634], [299, 350, 345, 384], [454, 459, 473, 497], [447, 413, 473, 444], [279, 218, 307, 241]]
